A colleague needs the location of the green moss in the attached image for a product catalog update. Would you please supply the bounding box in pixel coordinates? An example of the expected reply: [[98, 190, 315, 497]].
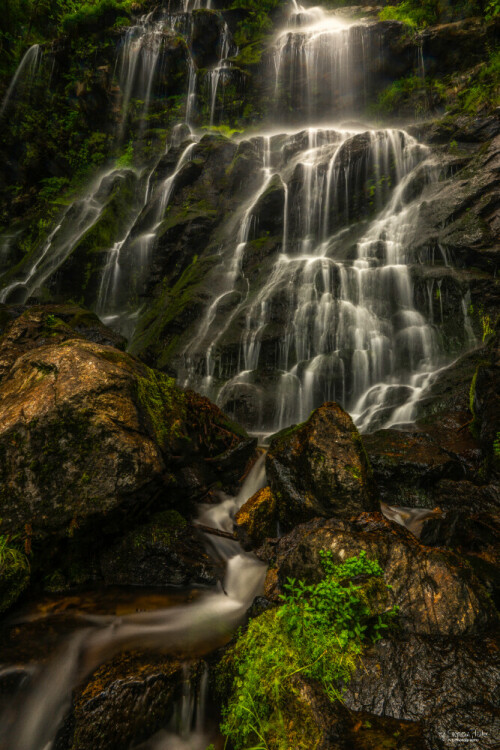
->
[[219, 550, 398, 749], [135, 367, 187, 447], [0, 534, 30, 614]]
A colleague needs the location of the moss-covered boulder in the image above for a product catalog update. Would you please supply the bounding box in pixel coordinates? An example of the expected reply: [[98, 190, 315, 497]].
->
[[100, 510, 222, 587], [234, 486, 277, 550], [259, 513, 497, 636], [0, 311, 256, 543], [266, 402, 378, 529]]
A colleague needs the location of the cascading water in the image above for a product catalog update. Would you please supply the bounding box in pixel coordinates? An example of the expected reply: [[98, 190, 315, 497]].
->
[[272, 2, 383, 123], [178, 124, 461, 434], [0, 458, 267, 750], [0, 44, 43, 119], [0, 2, 483, 747]]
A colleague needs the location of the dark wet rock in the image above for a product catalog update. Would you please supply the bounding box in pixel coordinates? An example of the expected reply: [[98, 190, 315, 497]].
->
[[258, 513, 497, 636], [410, 134, 500, 276], [472, 329, 500, 479], [288, 675, 425, 750], [234, 486, 277, 550], [266, 402, 378, 529], [100, 510, 222, 587], [251, 174, 285, 237], [421, 510, 500, 607], [364, 427, 479, 508], [344, 633, 500, 750], [0, 318, 255, 543], [420, 17, 500, 77], [56, 652, 184, 750], [191, 9, 226, 68]]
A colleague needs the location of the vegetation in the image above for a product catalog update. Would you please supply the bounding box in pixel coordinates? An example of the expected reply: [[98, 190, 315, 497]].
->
[[0, 530, 31, 613], [219, 550, 398, 749], [379, 0, 494, 28], [230, 0, 284, 47]]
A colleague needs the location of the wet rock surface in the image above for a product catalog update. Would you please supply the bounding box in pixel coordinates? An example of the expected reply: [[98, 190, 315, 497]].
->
[[55, 652, 184, 750], [266, 402, 378, 529], [100, 510, 222, 587], [344, 633, 500, 750], [258, 513, 497, 636], [0, 308, 255, 541]]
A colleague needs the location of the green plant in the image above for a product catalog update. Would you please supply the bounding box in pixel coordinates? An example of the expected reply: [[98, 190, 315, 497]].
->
[[116, 139, 134, 168], [493, 432, 500, 456], [231, 0, 283, 47], [220, 550, 398, 750], [0, 532, 29, 570], [485, 0, 500, 19]]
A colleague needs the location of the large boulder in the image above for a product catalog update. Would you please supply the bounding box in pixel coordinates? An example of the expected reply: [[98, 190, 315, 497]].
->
[[0, 306, 256, 542], [343, 633, 500, 750], [258, 513, 497, 636], [266, 402, 378, 529]]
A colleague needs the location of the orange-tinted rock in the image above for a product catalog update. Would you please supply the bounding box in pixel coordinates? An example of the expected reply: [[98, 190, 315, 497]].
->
[[266, 402, 378, 529], [234, 486, 277, 549], [258, 512, 497, 636], [0, 314, 255, 541]]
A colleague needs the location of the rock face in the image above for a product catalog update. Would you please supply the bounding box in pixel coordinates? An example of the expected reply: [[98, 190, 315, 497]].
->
[[344, 634, 500, 750], [0, 306, 255, 542], [55, 652, 185, 750], [259, 513, 497, 636], [266, 403, 378, 529]]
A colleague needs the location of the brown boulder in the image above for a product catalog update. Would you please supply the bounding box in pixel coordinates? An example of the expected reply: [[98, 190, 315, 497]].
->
[[0, 320, 255, 541], [258, 513, 497, 636], [266, 402, 378, 529]]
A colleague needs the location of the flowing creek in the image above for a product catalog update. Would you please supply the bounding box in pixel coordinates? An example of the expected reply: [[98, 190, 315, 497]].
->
[[0, 1, 480, 747]]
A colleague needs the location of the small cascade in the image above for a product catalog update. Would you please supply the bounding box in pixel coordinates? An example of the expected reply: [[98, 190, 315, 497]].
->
[[0, 44, 43, 119], [97, 129, 199, 332], [272, 3, 382, 122], [0, 167, 137, 305], [0, 460, 267, 750], [207, 20, 238, 125]]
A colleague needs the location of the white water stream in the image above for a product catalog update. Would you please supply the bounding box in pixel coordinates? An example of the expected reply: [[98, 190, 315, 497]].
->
[[0, 459, 267, 750]]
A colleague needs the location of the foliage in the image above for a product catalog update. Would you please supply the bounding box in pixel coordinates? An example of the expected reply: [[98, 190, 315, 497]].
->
[[379, 0, 490, 27], [116, 139, 134, 168], [220, 550, 398, 750], [60, 0, 133, 35], [230, 0, 283, 47], [0, 531, 29, 570], [0, 530, 31, 613], [456, 48, 500, 113], [485, 0, 500, 18], [379, 1, 438, 28]]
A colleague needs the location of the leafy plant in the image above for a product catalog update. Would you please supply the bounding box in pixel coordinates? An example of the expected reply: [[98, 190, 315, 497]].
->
[[0, 532, 29, 571], [219, 550, 398, 750]]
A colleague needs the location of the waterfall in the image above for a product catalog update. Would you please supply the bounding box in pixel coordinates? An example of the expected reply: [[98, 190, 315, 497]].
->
[[272, 4, 382, 123], [0, 44, 42, 119], [178, 125, 458, 434]]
